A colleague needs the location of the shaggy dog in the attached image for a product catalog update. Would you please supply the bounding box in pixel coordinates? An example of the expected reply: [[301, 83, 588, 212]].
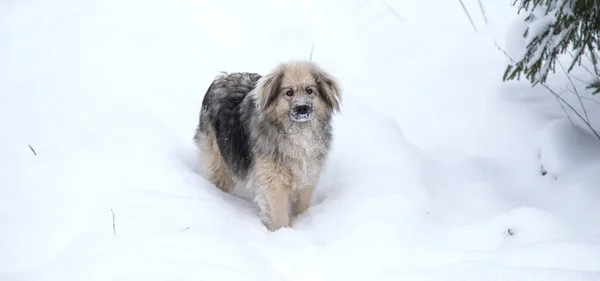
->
[[194, 60, 342, 231]]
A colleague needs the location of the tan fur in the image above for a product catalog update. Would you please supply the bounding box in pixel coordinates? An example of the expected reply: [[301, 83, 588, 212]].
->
[[250, 62, 336, 230], [292, 186, 315, 217], [198, 128, 235, 193], [251, 156, 294, 230], [197, 60, 341, 232]]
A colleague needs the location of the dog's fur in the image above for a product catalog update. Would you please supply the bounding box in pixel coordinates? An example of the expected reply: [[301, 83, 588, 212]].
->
[[194, 60, 341, 231]]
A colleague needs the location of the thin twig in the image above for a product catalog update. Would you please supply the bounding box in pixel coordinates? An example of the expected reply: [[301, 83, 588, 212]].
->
[[568, 51, 598, 85], [382, 1, 404, 23], [180, 227, 190, 232], [459, 0, 478, 32], [495, 41, 516, 64], [558, 59, 590, 123], [565, 84, 591, 117], [495, 42, 600, 140], [541, 82, 600, 140], [111, 209, 116, 235], [569, 73, 590, 84], [576, 52, 597, 77], [580, 96, 600, 105], [584, 52, 600, 79], [309, 42, 315, 62], [554, 93, 575, 125], [555, 88, 575, 125], [478, 0, 488, 24], [28, 144, 37, 156]]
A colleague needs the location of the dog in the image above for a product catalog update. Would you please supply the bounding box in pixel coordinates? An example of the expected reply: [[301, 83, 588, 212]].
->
[[194, 60, 342, 231]]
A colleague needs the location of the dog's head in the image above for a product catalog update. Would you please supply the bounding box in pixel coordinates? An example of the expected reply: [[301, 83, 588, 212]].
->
[[254, 61, 341, 123]]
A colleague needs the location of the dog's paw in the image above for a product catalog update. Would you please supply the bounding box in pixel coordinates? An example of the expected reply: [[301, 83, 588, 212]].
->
[[262, 217, 290, 232]]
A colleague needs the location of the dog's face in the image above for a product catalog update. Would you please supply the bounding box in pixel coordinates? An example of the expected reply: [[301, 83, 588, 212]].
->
[[279, 71, 321, 122], [254, 61, 341, 124]]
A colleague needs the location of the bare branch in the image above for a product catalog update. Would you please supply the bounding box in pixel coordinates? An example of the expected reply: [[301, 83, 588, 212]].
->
[[28, 144, 37, 156], [381, 1, 404, 23], [478, 0, 489, 24], [495, 41, 517, 64], [495, 41, 600, 141], [309, 42, 315, 62], [111, 209, 116, 235], [568, 50, 599, 83], [554, 89, 575, 125], [459, 0, 478, 32], [569, 73, 591, 84], [580, 96, 600, 105], [558, 59, 590, 123], [584, 52, 600, 79], [573, 51, 598, 78], [541, 82, 600, 141]]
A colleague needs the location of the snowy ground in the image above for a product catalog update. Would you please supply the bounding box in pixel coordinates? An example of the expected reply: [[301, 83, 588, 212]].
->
[[2, 0, 600, 280]]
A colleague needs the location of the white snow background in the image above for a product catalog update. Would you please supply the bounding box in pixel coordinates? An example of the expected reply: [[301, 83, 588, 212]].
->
[[2, 0, 600, 280]]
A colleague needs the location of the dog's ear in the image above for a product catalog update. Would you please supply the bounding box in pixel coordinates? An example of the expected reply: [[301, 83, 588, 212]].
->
[[254, 66, 284, 111], [312, 68, 341, 113]]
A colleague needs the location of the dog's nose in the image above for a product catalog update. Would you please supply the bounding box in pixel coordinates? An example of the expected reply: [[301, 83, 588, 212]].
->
[[295, 105, 311, 115]]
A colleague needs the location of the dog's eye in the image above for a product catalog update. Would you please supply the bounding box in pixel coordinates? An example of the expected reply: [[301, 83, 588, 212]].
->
[[306, 88, 313, 94], [285, 89, 294, 96]]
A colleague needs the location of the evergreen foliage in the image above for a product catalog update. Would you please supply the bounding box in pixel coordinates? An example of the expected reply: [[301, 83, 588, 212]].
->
[[503, 0, 600, 94]]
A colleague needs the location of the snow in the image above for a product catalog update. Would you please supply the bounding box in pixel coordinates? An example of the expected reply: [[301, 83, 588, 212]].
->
[[2, 0, 600, 280], [539, 119, 600, 178]]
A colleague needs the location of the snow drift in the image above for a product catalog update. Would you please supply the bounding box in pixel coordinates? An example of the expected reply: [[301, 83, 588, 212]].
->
[[1, 0, 600, 280]]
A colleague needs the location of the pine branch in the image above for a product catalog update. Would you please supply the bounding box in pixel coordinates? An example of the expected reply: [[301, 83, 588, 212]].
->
[[504, 0, 600, 91], [496, 40, 600, 141]]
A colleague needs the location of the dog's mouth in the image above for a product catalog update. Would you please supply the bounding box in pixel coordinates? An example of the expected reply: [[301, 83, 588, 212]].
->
[[290, 105, 314, 122], [291, 112, 314, 122]]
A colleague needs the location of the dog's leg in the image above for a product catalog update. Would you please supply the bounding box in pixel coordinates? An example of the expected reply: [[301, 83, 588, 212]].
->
[[253, 158, 292, 231], [209, 162, 235, 194], [199, 133, 235, 193], [292, 186, 315, 217], [262, 185, 291, 231]]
